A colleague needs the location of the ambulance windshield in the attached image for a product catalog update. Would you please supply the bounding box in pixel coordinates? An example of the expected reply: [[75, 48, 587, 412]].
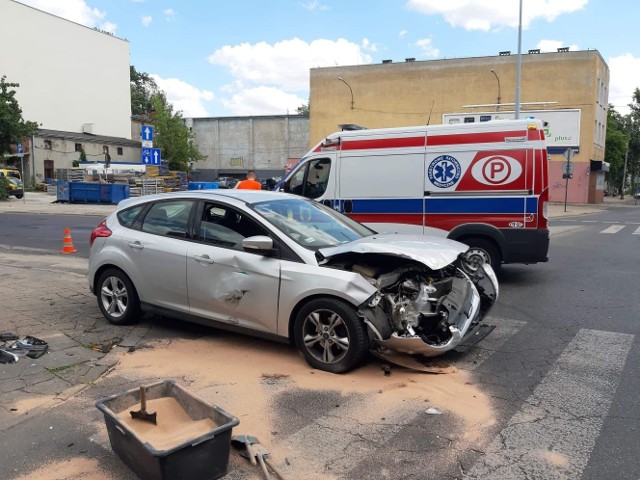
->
[[285, 158, 331, 199]]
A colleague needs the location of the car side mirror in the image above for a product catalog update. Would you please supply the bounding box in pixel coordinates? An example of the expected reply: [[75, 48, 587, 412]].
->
[[242, 235, 275, 255]]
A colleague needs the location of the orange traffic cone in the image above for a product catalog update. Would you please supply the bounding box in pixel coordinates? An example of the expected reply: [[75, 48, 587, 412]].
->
[[61, 228, 77, 254]]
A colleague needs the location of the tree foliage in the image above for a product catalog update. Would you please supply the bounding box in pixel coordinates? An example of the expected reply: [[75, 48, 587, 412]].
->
[[296, 101, 310, 116], [0, 76, 39, 155], [627, 88, 640, 190], [151, 93, 205, 171], [605, 106, 629, 189], [130, 66, 158, 117]]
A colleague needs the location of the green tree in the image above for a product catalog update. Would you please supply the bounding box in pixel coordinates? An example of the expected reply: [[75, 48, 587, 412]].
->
[[605, 105, 630, 191], [151, 93, 205, 171], [626, 88, 640, 193], [0, 76, 38, 155], [130, 66, 158, 117], [296, 101, 310, 116]]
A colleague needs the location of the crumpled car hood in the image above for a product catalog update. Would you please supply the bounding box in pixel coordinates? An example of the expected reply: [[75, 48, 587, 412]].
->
[[318, 234, 468, 270]]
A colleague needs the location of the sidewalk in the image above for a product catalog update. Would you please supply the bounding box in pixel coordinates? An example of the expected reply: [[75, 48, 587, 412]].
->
[[0, 191, 116, 216], [2, 191, 636, 218]]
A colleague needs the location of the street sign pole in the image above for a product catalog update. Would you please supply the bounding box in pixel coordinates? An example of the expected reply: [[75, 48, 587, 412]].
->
[[564, 171, 569, 212], [563, 149, 576, 212]]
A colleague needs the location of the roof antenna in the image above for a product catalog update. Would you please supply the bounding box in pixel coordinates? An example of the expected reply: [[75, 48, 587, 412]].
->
[[426, 100, 435, 125]]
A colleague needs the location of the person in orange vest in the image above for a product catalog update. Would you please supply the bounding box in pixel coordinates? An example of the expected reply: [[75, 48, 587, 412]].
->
[[236, 170, 262, 190]]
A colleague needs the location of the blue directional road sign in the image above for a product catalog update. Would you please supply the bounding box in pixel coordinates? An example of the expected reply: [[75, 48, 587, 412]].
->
[[17, 143, 23, 154], [141, 125, 154, 142], [142, 147, 162, 165]]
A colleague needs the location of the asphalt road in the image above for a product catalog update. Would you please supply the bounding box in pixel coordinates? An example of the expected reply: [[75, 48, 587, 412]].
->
[[1, 205, 640, 479], [0, 213, 101, 257]]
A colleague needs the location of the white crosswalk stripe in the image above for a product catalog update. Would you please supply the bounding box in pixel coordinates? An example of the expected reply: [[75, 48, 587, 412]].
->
[[600, 225, 625, 234], [465, 329, 634, 480], [633, 226, 640, 235]]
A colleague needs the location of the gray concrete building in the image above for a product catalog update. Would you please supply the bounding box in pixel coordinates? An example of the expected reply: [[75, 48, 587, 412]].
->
[[185, 115, 309, 181]]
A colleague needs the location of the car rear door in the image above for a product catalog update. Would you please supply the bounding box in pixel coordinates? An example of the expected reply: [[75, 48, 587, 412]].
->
[[123, 199, 196, 313]]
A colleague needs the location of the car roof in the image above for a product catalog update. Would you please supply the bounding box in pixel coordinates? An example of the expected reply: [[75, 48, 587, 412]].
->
[[114, 189, 301, 211]]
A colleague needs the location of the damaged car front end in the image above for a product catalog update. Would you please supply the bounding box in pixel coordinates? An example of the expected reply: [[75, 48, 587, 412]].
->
[[317, 235, 498, 359]]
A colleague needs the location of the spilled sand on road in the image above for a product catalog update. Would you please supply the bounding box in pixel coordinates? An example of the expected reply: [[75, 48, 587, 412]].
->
[[112, 334, 495, 477], [14, 458, 111, 480]]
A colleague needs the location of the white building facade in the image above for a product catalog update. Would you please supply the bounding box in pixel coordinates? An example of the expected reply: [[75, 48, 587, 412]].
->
[[0, 0, 135, 181]]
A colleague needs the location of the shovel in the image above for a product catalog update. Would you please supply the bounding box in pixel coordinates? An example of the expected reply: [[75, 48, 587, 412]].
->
[[129, 386, 157, 425], [231, 435, 287, 480]]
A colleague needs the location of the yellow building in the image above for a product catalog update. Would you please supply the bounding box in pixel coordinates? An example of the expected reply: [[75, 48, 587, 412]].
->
[[310, 50, 609, 204]]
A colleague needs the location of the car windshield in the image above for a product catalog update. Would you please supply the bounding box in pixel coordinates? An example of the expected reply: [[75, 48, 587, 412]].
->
[[251, 198, 375, 250]]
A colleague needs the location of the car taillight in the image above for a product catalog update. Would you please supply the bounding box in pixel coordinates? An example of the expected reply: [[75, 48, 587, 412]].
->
[[90, 220, 112, 247]]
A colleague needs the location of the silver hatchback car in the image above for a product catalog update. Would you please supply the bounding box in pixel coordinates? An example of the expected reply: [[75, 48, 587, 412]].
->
[[89, 190, 498, 373]]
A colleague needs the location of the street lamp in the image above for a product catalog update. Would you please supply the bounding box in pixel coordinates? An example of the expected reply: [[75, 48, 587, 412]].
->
[[515, 0, 523, 119], [490, 69, 501, 111], [337, 77, 354, 110]]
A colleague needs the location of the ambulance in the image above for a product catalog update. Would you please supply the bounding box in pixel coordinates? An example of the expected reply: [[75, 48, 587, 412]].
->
[[278, 118, 550, 271]]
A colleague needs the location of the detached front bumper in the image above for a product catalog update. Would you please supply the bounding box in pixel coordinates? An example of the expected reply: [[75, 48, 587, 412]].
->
[[375, 265, 497, 357]]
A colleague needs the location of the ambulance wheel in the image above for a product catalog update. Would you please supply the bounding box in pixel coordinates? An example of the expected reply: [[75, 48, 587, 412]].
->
[[464, 239, 502, 272]]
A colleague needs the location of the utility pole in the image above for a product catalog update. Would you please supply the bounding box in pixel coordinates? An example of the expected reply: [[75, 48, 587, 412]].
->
[[620, 142, 629, 199], [515, 0, 523, 119]]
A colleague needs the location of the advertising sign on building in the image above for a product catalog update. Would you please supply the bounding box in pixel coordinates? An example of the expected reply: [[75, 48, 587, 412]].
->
[[443, 109, 581, 149]]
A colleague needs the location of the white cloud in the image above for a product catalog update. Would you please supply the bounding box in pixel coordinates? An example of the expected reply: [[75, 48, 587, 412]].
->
[[150, 75, 214, 117], [100, 21, 117, 33], [609, 54, 640, 115], [221, 86, 307, 116], [131, 0, 145, 2], [163, 8, 176, 21], [302, 0, 329, 11], [399, 29, 408, 38], [141, 15, 153, 27], [361, 38, 378, 52], [406, 0, 588, 31], [19, 0, 108, 28], [416, 38, 440, 58], [209, 38, 372, 92], [535, 39, 579, 52]]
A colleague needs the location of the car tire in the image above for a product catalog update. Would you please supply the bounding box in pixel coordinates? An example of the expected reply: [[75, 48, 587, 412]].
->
[[96, 268, 141, 325], [294, 298, 369, 374], [463, 238, 502, 273], [15, 194, 23, 199]]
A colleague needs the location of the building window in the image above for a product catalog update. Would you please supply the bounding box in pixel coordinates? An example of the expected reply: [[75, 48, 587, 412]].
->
[[75, 143, 83, 152], [44, 139, 52, 150], [103, 146, 109, 154], [117, 147, 123, 156]]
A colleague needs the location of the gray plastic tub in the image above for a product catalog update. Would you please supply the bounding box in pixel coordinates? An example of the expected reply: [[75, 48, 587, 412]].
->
[[96, 380, 239, 480]]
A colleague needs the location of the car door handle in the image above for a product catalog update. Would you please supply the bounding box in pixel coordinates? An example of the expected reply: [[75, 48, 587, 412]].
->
[[128, 241, 144, 250], [193, 254, 215, 264]]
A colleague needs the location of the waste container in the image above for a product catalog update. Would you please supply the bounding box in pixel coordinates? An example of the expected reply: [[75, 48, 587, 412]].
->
[[56, 181, 70, 202], [68, 182, 130, 204]]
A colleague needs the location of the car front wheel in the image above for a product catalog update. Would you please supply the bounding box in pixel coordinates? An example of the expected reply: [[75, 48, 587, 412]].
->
[[96, 268, 141, 325], [294, 298, 368, 374]]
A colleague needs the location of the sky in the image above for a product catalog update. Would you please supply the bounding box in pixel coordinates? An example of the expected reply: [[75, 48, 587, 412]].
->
[[16, 0, 640, 118]]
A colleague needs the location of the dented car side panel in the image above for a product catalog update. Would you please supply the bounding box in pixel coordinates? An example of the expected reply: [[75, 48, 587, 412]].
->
[[186, 244, 281, 333], [186, 242, 378, 338]]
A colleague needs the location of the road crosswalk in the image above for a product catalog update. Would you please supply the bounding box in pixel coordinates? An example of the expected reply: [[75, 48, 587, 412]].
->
[[271, 317, 635, 479], [552, 220, 640, 236]]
